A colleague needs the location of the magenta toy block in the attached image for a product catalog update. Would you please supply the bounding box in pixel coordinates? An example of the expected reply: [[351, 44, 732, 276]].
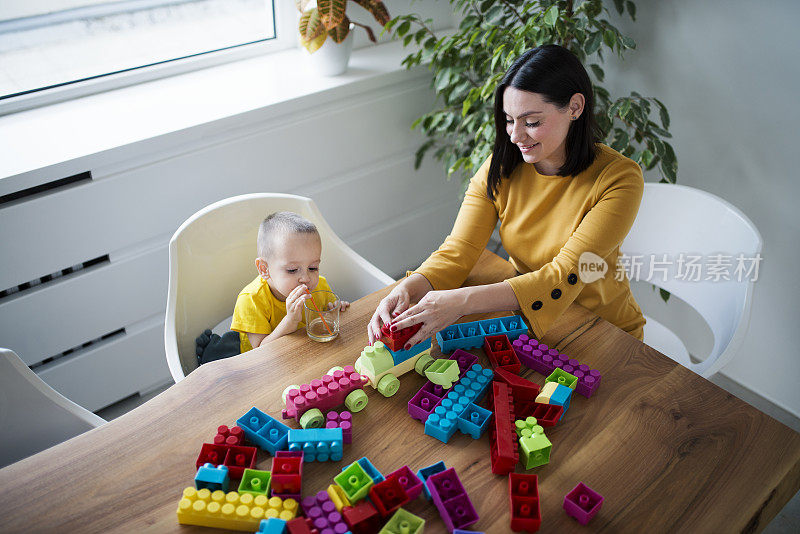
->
[[484, 334, 521, 374], [325, 411, 353, 444], [368, 477, 410, 517], [563, 482, 604, 525], [283, 366, 368, 422], [386, 465, 424, 500], [272, 451, 303, 498], [408, 388, 443, 421], [513, 336, 601, 398], [301, 491, 349, 534], [449, 349, 478, 376], [426, 468, 479, 532], [214, 425, 245, 446], [509, 473, 541, 532]]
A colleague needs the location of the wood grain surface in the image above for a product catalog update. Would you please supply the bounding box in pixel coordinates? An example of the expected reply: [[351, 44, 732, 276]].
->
[[0, 250, 798, 534]]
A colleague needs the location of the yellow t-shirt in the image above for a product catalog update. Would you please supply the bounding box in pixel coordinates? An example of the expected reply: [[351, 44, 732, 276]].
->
[[231, 275, 335, 352], [413, 144, 646, 340]]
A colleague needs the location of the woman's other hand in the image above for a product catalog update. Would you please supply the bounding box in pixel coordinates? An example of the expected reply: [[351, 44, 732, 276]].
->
[[389, 288, 467, 349]]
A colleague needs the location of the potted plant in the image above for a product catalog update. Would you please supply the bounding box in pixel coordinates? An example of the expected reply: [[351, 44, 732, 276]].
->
[[297, 0, 391, 76]]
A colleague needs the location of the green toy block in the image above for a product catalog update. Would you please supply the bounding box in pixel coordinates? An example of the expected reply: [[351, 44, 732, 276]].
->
[[357, 341, 395, 378], [424, 359, 460, 389], [545, 368, 578, 390], [334, 461, 374, 502], [379, 508, 425, 534], [518, 422, 551, 469], [514, 416, 541, 438], [237, 469, 271, 496]]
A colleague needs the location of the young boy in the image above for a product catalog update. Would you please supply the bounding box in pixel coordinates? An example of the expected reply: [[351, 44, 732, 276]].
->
[[230, 211, 349, 352]]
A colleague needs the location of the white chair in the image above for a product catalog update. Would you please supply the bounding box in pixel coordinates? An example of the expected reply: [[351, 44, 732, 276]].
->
[[0, 348, 106, 468], [164, 193, 395, 383], [620, 183, 762, 377]]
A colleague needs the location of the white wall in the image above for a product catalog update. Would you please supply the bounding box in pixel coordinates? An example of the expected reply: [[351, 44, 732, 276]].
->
[[602, 0, 800, 416]]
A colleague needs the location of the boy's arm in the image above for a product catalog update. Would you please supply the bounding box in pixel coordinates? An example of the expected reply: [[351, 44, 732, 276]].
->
[[252, 284, 310, 346]]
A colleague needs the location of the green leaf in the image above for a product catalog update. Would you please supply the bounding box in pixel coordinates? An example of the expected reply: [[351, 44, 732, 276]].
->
[[485, 5, 505, 25], [544, 5, 559, 27], [627, 1, 637, 21], [641, 149, 654, 168], [613, 0, 625, 14], [397, 20, 411, 37], [659, 288, 671, 303], [620, 35, 636, 49], [654, 97, 671, 129], [590, 64, 605, 82], [619, 99, 631, 119], [603, 29, 617, 49], [415, 139, 435, 169], [584, 32, 602, 55]]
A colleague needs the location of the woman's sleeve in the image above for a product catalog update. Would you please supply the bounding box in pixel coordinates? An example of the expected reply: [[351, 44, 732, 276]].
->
[[412, 157, 498, 290], [507, 159, 644, 339]]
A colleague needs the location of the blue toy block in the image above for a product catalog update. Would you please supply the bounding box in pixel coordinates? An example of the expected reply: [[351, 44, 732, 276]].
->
[[287, 428, 343, 462], [194, 463, 229, 492], [436, 315, 528, 353], [454, 530, 485, 534], [457, 403, 493, 439], [550, 383, 573, 419], [345, 456, 385, 484], [257, 517, 287, 533], [236, 407, 290, 454], [417, 461, 446, 500], [385, 337, 432, 366], [424, 364, 494, 443]]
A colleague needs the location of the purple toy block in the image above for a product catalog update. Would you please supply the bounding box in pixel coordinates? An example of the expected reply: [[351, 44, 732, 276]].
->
[[408, 389, 443, 422], [325, 411, 353, 444], [449, 349, 478, 376], [386, 465, 424, 500], [513, 336, 601, 398], [426, 468, 479, 533], [563, 482, 604, 525], [301, 490, 349, 534]]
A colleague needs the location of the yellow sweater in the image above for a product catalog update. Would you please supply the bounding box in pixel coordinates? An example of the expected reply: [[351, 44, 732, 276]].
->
[[414, 144, 646, 341]]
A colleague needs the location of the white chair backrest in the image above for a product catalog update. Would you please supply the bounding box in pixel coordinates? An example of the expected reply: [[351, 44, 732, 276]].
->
[[621, 183, 762, 375], [165, 193, 395, 382], [0, 348, 105, 468]]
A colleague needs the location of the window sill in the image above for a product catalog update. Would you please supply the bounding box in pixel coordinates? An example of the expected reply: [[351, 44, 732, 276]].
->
[[0, 38, 429, 195]]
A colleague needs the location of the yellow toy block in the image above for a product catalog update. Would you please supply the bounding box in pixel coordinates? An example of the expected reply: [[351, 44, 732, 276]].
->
[[327, 484, 352, 512], [535, 381, 558, 404], [177, 488, 298, 531]]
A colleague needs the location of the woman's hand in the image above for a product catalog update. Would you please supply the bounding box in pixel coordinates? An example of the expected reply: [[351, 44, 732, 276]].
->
[[389, 288, 468, 349], [367, 283, 413, 344]]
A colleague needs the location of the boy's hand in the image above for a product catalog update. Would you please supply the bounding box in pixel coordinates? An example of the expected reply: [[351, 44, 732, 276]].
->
[[284, 284, 311, 328], [328, 300, 350, 311]]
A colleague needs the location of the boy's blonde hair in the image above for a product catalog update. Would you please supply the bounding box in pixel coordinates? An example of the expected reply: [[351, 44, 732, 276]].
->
[[257, 211, 319, 259]]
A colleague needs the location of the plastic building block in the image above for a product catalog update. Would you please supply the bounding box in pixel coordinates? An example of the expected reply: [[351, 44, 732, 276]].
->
[[449, 349, 479, 375], [426, 468, 479, 532], [489, 381, 519, 475], [509, 473, 541, 532], [563, 482, 604, 525], [356, 339, 433, 397], [342, 500, 381, 534], [512, 335, 602, 397], [195, 463, 230, 492], [518, 402, 563, 427], [457, 402, 493, 439], [271, 451, 303, 498], [325, 411, 353, 444], [437, 315, 528, 353], [546, 368, 578, 390], [408, 385, 445, 422], [258, 517, 288, 534], [215, 425, 246, 446], [335, 461, 374, 502], [369, 476, 410, 517], [237, 407, 290, 453], [535, 382, 572, 419], [282, 367, 369, 428], [386, 465, 424, 501], [493, 367, 541, 403], [301, 490, 350, 534], [344, 456, 385, 485], [516, 419, 551, 469], [417, 461, 447, 500], [287, 428, 343, 462], [484, 334, 521, 374], [238, 469, 271, 496], [379, 508, 425, 534], [380, 321, 422, 352], [386, 338, 433, 366], [196, 443, 258, 479], [176, 488, 298, 531], [425, 365, 495, 443], [425, 359, 460, 388], [326, 484, 351, 512], [285, 517, 319, 534]]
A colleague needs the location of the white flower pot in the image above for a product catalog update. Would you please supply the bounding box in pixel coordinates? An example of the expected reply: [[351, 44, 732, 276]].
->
[[304, 24, 354, 76]]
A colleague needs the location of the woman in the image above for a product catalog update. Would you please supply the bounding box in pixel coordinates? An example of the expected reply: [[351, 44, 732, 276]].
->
[[368, 45, 646, 348]]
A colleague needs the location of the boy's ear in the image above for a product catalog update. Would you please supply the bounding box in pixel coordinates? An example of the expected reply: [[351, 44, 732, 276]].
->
[[255, 258, 269, 280]]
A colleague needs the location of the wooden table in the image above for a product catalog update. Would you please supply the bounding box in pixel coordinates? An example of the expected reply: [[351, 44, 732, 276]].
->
[[1, 250, 798, 533]]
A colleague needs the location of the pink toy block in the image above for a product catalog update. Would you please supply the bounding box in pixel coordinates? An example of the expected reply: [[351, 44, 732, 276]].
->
[[386, 465, 424, 500], [563, 482, 604, 525], [283, 366, 368, 421], [213, 425, 245, 446], [325, 411, 353, 444], [426, 468, 479, 533]]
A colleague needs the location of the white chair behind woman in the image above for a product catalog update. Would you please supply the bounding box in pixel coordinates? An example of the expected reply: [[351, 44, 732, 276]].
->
[[0, 348, 106, 468], [620, 183, 762, 377], [164, 193, 395, 383]]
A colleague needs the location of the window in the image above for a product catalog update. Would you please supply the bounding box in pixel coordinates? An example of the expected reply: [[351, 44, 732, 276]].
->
[[0, 0, 293, 113]]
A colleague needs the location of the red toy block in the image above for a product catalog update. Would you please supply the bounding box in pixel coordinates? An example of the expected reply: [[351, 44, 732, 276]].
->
[[386, 465, 424, 500], [517, 402, 563, 427], [213, 424, 245, 446], [368, 476, 410, 517], [380, 322, 422, 351], [493, 367, 540, 404], [286, 517, 320, 534], [509, 473, 541, 532], [342, 500, 381, 534], [484, 334, 521, 374], [272, 453, 303, 497], [195, 443, 257, 479], [489, 381, 518, 475]]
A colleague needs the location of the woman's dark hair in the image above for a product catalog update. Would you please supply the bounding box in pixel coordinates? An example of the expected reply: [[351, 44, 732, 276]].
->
[[487, 45, 601, 199]]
